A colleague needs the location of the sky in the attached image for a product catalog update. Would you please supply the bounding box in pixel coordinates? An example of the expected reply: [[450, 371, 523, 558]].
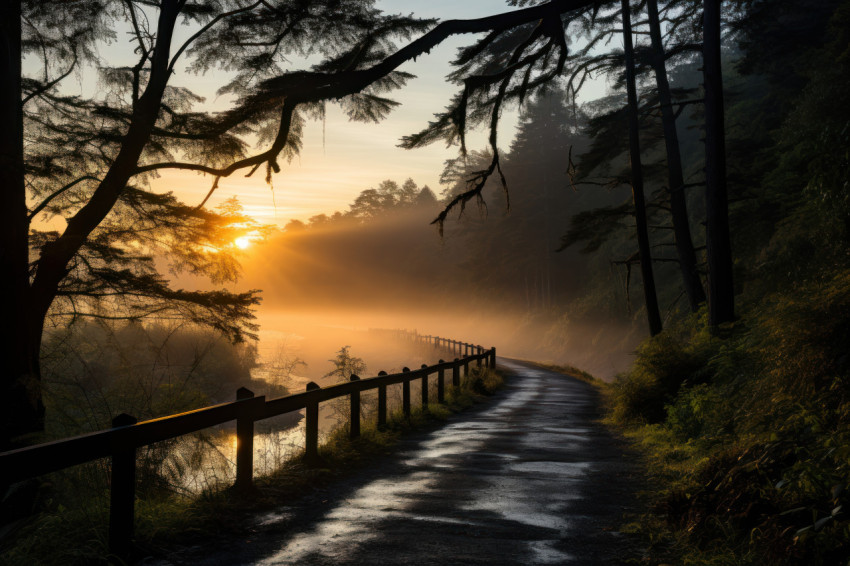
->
[[23, 1, 611, 230], [153, 1, 610, 226]]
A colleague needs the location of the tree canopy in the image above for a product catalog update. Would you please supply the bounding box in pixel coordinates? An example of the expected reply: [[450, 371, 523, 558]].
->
[[2, 0, 611, 446]]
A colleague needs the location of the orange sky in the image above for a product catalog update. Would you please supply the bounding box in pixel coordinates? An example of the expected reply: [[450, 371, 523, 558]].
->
[[155, 33, 513, 225], [27, 2, 608, 230], [152, 1, 608, 227]]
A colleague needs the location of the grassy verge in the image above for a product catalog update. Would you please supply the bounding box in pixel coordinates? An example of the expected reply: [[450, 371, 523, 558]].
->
[[533, 361, 602, 386], [602, 274, 850, 565], [0, 366, 503, 566]]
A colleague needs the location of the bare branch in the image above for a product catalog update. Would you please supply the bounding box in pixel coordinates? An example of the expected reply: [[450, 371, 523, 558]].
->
[[135, 0, 599, 200], [135, 97, 296, 181]]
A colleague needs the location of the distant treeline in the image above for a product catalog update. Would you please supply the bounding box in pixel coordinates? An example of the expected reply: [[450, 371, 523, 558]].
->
[[242, 90, 629, 319]]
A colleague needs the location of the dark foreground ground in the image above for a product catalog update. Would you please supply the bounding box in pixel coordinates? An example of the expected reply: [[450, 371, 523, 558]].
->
[[149, 359, 642, 565]]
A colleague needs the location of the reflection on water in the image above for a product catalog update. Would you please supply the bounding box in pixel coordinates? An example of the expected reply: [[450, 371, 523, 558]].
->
[[161, 327, 454, 495], [162, 416, 304, 494]]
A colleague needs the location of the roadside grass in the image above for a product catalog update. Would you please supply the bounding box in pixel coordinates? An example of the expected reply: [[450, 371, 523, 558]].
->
[[0, 366, 503, 566], [602, 275, 850, 566], [532, 361, 600, 385], [534, 303, 850, 566]]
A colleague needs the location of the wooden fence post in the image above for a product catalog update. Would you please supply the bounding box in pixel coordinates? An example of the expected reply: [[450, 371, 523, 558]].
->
[[420, 365, 429, 408], [438, 360, 446, 402], [109, 412, 137, 561], [464, 359, 469, 377], [477, 345, 483, 369], [377, 371, 387, 428], [402, 367, 411, 418], [305, 382, 321, 465], [349, 375, 360, 439], [235, 387, 256, 494], [451, 359, 459, 389], [490, 347, 497, 370]]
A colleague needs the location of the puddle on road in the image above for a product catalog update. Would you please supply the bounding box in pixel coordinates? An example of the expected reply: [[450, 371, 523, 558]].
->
[[521, 431, 588, 452], [256, 365, 592, 565], [507, 460, 592, 476], [256, 509, 297, 527], [529, 540, 576, 564]]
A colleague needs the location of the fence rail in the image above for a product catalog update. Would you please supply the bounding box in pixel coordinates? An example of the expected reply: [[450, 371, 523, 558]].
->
[[0, 332, 495, 559]]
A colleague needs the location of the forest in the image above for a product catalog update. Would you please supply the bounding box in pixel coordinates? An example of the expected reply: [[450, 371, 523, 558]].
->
[[2, 0, 849, 564]]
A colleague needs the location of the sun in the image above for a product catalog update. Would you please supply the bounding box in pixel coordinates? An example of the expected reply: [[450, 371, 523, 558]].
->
[[231, 227, 264, 250]]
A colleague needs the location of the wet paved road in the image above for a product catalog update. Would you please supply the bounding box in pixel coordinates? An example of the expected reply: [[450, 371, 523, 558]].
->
[[159, 359, 640, 565]]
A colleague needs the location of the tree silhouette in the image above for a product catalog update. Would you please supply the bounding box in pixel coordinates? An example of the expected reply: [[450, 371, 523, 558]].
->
[[2, 0, 608, 446], [0, 0, 431, 446], [621, 0, 663, 336], [646, 0, 706, 312], [702, 0, 734, 325]]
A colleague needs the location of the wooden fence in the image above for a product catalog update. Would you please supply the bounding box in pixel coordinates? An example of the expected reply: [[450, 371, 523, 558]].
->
[[0, 333, 495, 559]]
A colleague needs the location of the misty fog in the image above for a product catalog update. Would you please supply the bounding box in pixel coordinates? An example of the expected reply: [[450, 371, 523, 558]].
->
[[235, 183, 641, 380], [219, 77, 719, 382]]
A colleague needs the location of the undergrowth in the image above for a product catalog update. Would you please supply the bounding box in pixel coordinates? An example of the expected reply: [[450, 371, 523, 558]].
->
[[606, 271, 850, 565], [0, 366, 503, 566]]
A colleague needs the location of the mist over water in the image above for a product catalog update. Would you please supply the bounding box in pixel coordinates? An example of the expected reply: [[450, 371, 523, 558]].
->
[[228, 190, 643, 382], [224, 90, 654, 382], [252, 308, 639, 383]]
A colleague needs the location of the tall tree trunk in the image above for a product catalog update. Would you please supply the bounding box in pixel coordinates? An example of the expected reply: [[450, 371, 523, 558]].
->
[[647, 0, 706, 312], [703, 0, 735, 325], [0, 1, 43, 448], [0, 1, 183, 448], [622, 0, 663, 336]]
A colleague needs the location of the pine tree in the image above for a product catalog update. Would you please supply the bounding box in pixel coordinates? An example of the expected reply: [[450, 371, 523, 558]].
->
[[2, 0, 610, 445], [0, 0, 431, 446], [621, 0, 662, 335]]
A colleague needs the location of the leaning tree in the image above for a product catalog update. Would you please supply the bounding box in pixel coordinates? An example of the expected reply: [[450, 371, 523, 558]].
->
[[1, 0, 434, 446], [1, 0, 606, 447]]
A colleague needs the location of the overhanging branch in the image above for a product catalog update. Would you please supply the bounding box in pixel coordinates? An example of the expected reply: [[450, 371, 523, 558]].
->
[[133, 0, 601, 200]]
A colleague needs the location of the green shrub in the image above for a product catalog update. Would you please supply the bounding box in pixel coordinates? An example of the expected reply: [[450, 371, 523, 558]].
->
[[611, 322, 713, 424], [665, 383, 731, 443], [615, 271, 850, 565]]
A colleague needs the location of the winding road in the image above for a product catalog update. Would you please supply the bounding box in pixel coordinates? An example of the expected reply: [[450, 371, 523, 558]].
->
[[156, 359, 640, 565]]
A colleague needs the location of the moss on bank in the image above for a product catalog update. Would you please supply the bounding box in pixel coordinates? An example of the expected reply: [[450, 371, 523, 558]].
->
[[603, 273, 850, 565]]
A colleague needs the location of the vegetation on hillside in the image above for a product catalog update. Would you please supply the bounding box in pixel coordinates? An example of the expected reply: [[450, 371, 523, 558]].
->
[[604, 1, 850, 563], [5, 0, 847, 562]]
